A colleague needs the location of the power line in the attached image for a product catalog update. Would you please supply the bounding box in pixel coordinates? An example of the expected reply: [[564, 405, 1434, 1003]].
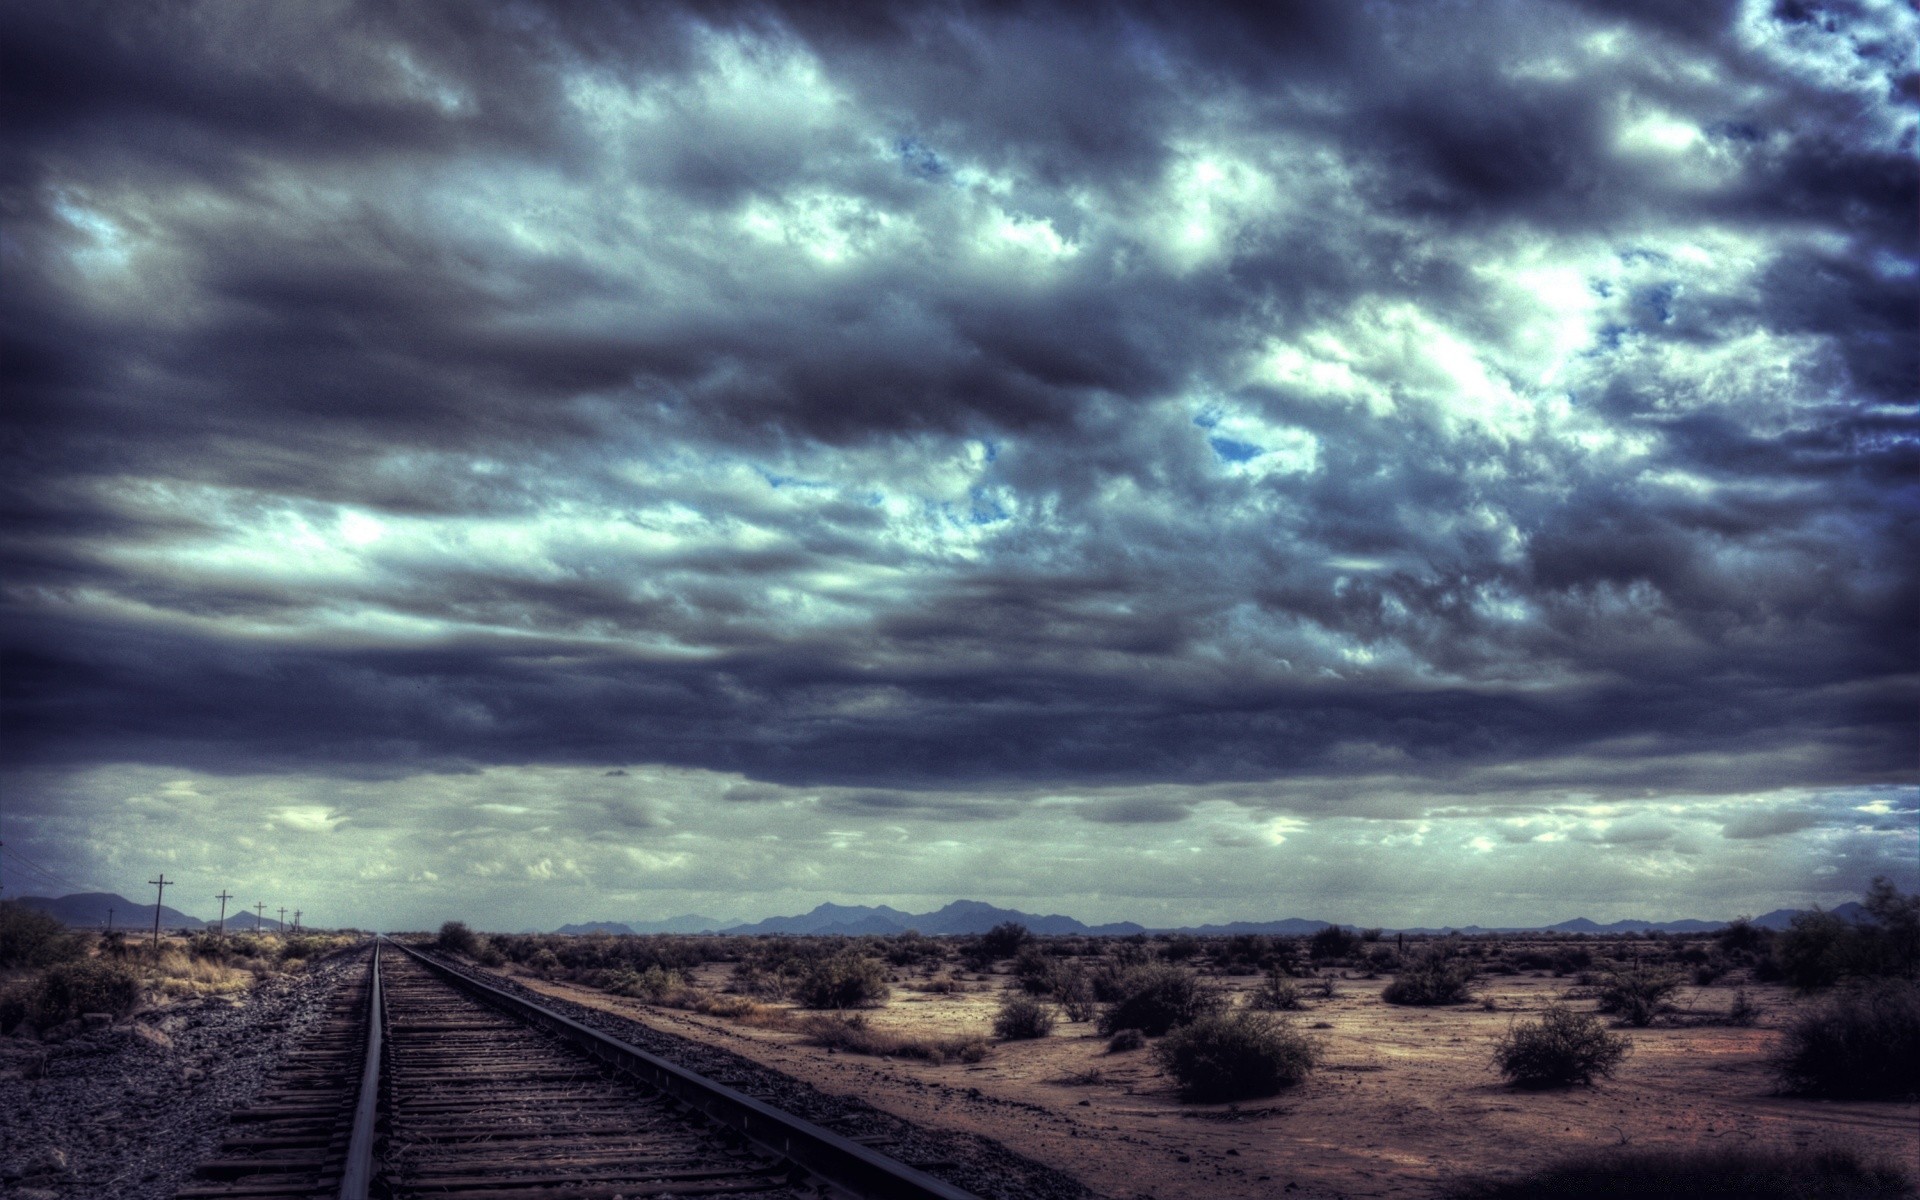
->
[[0, 845, 94, 896]]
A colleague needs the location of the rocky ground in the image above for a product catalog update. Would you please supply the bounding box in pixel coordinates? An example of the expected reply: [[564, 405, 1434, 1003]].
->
[[0, 946, 367, 1200], [418, 945, 1097, 1200]]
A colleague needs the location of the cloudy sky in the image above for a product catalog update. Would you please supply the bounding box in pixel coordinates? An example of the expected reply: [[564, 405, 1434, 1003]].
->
[[2, 0, 1914, 933]]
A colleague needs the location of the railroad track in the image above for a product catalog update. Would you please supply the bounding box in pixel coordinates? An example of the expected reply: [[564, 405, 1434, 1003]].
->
[[177, 939, 979, 1200]]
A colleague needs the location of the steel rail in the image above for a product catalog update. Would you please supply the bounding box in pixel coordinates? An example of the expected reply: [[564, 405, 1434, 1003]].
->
[[337, 937, 383, 1200], [389, 939, 982, 1200]]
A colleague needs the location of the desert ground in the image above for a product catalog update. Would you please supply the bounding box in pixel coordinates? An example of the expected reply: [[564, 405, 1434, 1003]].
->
[[488, 958, 1916, 1200]]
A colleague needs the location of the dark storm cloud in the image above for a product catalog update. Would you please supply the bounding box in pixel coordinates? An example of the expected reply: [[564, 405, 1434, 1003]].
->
[[1, 0, 1914, 812]]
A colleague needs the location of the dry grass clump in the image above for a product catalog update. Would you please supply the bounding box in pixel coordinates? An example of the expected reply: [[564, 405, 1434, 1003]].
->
[[1152, 1011, 1317, 1102], [796, 1013, 988, 1064], [1772, 980, 1920, 1100], [1491, 1004, 1631, 1088], [1442, 1147, 1912, 1199]]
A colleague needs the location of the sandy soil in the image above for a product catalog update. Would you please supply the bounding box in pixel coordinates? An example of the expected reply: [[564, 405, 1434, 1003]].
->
[[502, 966, 1917, 1200]]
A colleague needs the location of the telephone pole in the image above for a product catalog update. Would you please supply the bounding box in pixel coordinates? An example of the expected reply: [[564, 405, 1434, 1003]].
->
[[106, 906, 114, 934], [149, 875, 172, 949], [254, 901, 266, 932], [292, 909, 302, 933], [277, 906, 287, 934], [215, 891, 233, 936]]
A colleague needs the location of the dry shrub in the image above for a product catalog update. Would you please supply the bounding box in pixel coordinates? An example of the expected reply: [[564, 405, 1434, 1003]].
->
[[436, 921, 481, 957], [607, 964, 684, 1001], [1251, 969, 1307, 1011], [797, 955, 890, 1009], [1491, 1004, 1631, 1088], [797, 1013, 987, 1064], [1152, 1011, 1317, 1102], [1596, 966, 1682, 1027], [992, 992, 1056, 1040], [1443, 1147, 1911, 1200], [1772, 980, 1920, 1100], [27, 960, 143, 1026], [1382, 944, 1478, 1006], [0, 902, 85, 969], [1106, 1028, 1147, 1053], [1097, 964, 1224, 1036]]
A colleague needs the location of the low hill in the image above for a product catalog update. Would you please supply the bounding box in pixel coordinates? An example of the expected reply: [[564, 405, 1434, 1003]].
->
[[15, 892, 207, 930]]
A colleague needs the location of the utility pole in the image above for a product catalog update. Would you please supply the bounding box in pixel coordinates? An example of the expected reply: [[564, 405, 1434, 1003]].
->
[[215, 891, 233, 937], [292, 909, 302, 933], [149, 875, 172, 950], [254, 901, 266, 932], [107, 906, 114, 934], [277, 906, 287, 934]]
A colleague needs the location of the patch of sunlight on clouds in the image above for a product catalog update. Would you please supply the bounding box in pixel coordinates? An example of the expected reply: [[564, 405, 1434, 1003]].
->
[[270, 806, 342, 833], [1152, 149, 1283, 273]]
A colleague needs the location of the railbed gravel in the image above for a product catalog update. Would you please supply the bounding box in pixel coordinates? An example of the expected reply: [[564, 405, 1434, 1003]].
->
[[0, 946, 367, 1200], [419, 946, 1099, 1200]]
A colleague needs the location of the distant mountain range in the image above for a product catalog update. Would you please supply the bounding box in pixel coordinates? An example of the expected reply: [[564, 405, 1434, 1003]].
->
[[12, 892, 293, 932], [13, 891, 207, 931], [545, 898, 1871, 938], [11, 891, 1868, 939]]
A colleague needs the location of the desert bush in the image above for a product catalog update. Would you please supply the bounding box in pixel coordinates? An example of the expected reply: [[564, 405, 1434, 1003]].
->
[[526, 947, 562, 976], [1106, 1027, 1147, 1052], [1361, 945, 1400, 977], [1717, 916, 1770, 956], [978, 921, 1032, 960], [1096, 964, 1224, 1036], [1153, 1011, 1316, 1102], [1013, 945, 1064, 995], [1052, 962, 1097, 1022], [28, 960, 143, 1027], [1251, 968, 1307, 1011], [1727, 987, 1760, 1026], [436, 921, 481, 957], [797, 1013, 987, 1064], [608, 964, 683, 1001], [1161, 934, 1200, 962], [797, 954, 890, 1009], [0, 902, 85, 969], [1491, 1004, 1631, 1088], [993, 992, 1056, 1040], [0, 983, 30, 1034], [278, 935, 330, 963], [1778, 910, 1856, 990], [1382, 944, 1478, 1006], [1109, 936, 1151, 968], [1776, 878, 1920, 990], [1308, 925, 1361, 961], [1442, 1147, 1912, 1200], [1771, 980, 1920, 1100], [882, 933, 943, 967], [1596, 966, 1681, 1026]]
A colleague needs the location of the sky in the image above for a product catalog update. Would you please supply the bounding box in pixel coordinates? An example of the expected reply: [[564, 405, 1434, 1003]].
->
[[1, 0, 1914, 934]]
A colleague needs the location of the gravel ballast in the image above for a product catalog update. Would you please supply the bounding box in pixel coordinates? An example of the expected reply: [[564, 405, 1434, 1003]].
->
[[416, 947, 1099, 1200], [0, 947, 367, 1200]]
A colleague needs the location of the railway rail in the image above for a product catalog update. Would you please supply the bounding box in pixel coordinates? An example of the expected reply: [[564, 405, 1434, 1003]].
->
[[175, 939, 980, 1200]]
